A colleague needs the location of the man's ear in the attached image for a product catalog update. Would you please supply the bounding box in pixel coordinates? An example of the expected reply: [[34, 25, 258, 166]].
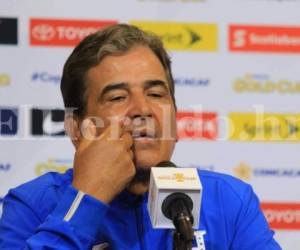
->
[[64, 114, 81, 149]]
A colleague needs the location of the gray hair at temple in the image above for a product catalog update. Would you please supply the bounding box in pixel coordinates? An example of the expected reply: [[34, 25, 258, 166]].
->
[[60, 23, 176, 118]]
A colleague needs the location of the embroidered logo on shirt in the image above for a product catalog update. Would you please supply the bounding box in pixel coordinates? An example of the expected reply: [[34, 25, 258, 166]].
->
[[193, 230, 206, 250], [92, 242, 110, 250], [91, 232, 205, 250]]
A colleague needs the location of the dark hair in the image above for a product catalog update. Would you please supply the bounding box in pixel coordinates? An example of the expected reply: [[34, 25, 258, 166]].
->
[[60, 23, 175, 118]]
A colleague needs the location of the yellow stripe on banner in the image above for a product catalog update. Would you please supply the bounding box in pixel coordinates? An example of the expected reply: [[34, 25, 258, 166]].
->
[[228, 112, 300, 142], [130, 21, 218, 51]]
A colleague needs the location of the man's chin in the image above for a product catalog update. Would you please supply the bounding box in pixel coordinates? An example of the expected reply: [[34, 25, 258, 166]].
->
[[130, 167, 151, 184], [126, 167, 151, 195]]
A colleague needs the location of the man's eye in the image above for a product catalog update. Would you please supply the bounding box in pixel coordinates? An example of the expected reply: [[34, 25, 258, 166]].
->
[[110, 96, 126, 102], [148, 92, 163, 98]]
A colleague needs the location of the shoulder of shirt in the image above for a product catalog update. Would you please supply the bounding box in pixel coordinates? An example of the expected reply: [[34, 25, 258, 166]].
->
[[11, 169, 73, 193], [6, 169, 73, 219], [198, 169, 252, 201]]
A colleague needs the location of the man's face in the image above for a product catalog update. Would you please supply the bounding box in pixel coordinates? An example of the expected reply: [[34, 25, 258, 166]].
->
[[83, 45, 177, 170]]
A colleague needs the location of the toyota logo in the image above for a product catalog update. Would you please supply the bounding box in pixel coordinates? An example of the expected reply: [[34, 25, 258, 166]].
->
[[32, 24, 55, 41]]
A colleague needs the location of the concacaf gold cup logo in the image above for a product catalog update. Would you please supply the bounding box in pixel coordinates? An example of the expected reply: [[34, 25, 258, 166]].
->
[[233, 162, 252, 181], [35, 158, 72, 176], [0, 74, 10, 87], [174, 173, 185, 182], [158, 173, 197, 182], [130, 21, 218, 51], [229, 112, 300, 142], [233, 74, 300, 94]]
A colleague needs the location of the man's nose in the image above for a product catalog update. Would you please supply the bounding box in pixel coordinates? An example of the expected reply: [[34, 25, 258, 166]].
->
[[127, 93, 152, 119]]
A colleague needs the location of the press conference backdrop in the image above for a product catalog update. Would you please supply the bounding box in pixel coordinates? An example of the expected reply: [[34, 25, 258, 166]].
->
[[1, 0, 300, 248]]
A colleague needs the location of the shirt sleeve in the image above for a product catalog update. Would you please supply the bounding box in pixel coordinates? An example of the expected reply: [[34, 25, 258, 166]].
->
[[230, 185, 282, 250], [0, 185, 109, 250]]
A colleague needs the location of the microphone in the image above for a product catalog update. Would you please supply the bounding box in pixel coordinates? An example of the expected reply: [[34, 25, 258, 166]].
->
[[162, 192, 194, 244], [147, 161, 202, 243]]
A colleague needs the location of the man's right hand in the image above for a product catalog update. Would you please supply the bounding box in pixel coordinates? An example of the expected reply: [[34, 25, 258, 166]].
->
[[72, 118, 135, 204]]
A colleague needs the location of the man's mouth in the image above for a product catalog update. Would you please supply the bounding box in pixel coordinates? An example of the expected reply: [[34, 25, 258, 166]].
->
[[131, 129, 156, 141]]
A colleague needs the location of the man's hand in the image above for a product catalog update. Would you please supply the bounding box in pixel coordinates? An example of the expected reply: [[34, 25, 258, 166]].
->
[[72, 118, 135, 203]]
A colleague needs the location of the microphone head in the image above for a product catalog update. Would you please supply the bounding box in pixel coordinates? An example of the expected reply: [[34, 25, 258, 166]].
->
[[155, 161, 177, 168], [161, 192, 195, 242], [148, 166, 202, 229], [161, 192, 194, 221]]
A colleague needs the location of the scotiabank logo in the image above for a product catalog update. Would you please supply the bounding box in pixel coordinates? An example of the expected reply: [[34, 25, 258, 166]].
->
[[177, 111, 218, 140], [30, 18, 117, 47], [261, 202, 300, 230], [229, 25, 300, 53]]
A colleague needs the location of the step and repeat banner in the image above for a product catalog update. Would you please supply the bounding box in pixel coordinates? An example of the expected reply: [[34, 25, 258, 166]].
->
[[1, 0, 300, 248]]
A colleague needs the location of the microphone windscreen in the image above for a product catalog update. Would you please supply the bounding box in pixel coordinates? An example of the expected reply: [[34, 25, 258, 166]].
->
[[155, 161, 177, 168], [148, 166, 202, 229]]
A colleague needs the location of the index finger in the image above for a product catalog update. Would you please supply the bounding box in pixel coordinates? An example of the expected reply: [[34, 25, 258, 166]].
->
[[120, 132, 133, 150], [77, 118, 98, 151], [78, 116, 130, 151], [100, 116, 130, 141]]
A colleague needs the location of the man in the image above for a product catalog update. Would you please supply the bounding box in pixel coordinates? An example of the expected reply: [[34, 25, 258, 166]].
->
[[0, 24, 281, 249]]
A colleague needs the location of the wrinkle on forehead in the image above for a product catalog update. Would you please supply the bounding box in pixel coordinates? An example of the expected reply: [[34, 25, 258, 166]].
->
[[86, 46, 168, 93]]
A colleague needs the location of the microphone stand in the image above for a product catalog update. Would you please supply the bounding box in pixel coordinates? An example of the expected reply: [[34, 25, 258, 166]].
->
[[173, 230, 193, 250], [172, 212, 194, 250], [162, 193, 195, 250]]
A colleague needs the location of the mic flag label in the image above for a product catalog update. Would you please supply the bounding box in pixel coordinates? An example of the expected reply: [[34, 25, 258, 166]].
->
[[148, 167, 202, 229]]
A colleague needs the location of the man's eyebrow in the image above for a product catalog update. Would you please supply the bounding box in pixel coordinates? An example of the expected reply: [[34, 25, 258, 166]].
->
[[98, 82, 129, 101], [144, 80, 169, 90]]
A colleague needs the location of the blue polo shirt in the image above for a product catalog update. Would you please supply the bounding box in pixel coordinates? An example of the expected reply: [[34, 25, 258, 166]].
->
[[0, 169, 282, 249]]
